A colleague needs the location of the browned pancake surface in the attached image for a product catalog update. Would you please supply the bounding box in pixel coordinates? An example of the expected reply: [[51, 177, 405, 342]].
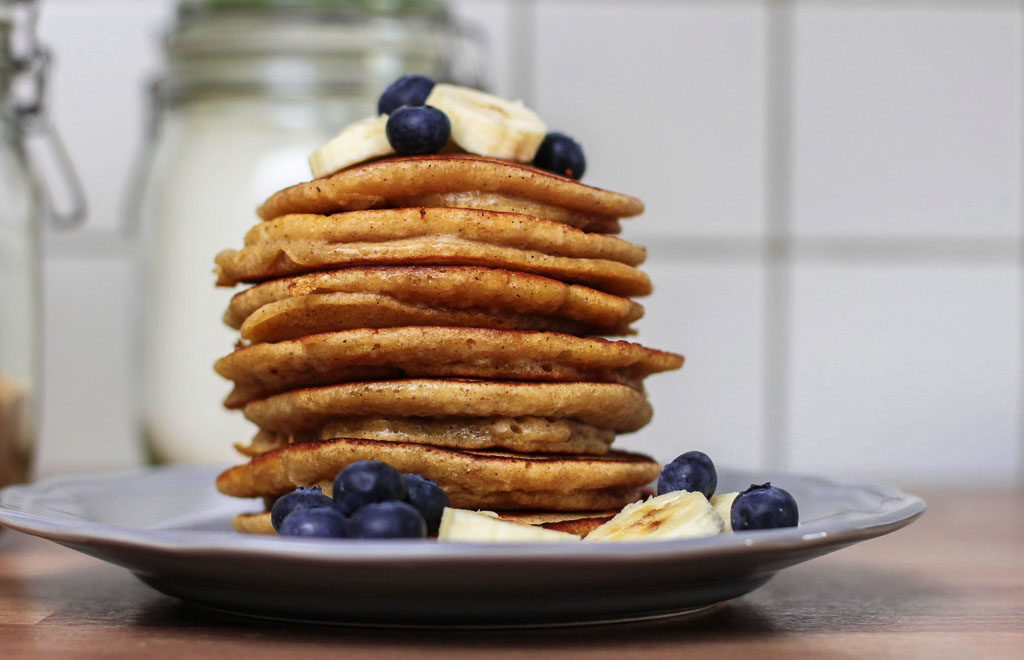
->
[[215, 208, 650, 296], [258, 154, 644, 229], [242, 379, 653, 433], [224, 267, 643, 341], [216, 437, 660, 510], [216, 326, 683, 407], [236, 416, 615, 456]]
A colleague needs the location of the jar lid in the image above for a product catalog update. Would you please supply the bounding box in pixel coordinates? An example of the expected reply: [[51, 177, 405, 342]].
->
[[158, 0, 473, 104]]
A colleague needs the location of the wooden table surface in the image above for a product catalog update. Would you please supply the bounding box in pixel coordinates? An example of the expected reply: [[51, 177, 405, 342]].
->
[[1, 490, 1021, 659]]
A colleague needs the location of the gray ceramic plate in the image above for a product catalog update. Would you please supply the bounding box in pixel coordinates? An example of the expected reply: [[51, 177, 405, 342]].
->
[[0, 465, 923, 626]]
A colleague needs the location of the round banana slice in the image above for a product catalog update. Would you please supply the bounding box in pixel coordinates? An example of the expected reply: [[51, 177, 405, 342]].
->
[[425, 83, 546, 162], [309, 115, 394, 179], [710, 491, 740, 532]]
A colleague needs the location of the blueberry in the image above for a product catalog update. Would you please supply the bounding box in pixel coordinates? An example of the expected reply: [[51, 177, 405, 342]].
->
[[333, 460, 408, 515], [278, 506, 350, 538], [270, 486, 334, 532], [656, 451, 717, 498], [385, 105, 450, 156], [731, 483, 799, 531], [378, 74, 436, 115], [532, 132, 586, 180], [402, 473, 450, 535], [349, 500, 427, 539]]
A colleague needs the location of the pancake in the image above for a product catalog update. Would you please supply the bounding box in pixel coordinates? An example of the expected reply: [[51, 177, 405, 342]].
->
[[257, 154, 644, 232], [495, 511, 617, 536], [215, 327, 684, 408], [229, 208, 645, 267], [394, 191, 620, 234], [235, 415, 616, 457], [230, 509, 617, 536], [214, 209, 650, 297], [216, 437, 660, 510], [242, 379, 653, 434], [224, 267, 643, 342], [232, 512, 276, 534]]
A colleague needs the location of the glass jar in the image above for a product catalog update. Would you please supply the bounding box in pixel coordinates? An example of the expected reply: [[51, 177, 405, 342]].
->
[[134, 0, 481, 464], [0, 0, 83, 487]]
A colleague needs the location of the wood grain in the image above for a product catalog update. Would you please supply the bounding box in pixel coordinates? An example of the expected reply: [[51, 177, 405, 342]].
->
[[0, 490, 1021, 658]]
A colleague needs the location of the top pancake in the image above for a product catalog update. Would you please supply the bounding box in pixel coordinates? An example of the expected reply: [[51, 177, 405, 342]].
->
[[257, 154, 644, 231]]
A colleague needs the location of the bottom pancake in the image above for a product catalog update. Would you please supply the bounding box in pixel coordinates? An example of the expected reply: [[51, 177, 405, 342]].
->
[[231, 509, 618, 537], [216, 437, 659, 511]]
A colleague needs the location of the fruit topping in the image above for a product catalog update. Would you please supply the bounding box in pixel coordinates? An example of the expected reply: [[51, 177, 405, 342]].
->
[[308, 115, 394, 179], [424, 83, 547, 162], [437, 508, 580, 543], [731, 482, 799, 531], [657, 450, 717, 498], [270, 486, 334, 532], [709, 491, 739, 532], [278, 506, 350, 538], [378, 74, 436, 115], [584, 490, 722, 542], [332, 459, 408, 516], [350, 501, 427, 539], [385, 105, 451, 156], [402, 473, 450, 536], [533, 132, 586, 180]]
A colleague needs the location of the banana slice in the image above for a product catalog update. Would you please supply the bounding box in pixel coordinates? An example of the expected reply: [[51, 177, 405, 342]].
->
[[584, 491, 723, 542], [710, 492, 739, 532], [309, 115, 394, 179], [425, 84, 546, 162], [437, 508, 581, 543]]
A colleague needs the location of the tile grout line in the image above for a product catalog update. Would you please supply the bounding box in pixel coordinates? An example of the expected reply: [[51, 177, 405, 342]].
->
[[763, 0, 794, 471]]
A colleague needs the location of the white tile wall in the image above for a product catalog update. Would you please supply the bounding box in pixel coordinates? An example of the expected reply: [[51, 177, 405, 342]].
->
[[29, 0, 1024, 489], [791, 4, 1022, 239], [633, 260, 766, 471], [37, 254, 142, 473], [532, 2, 767, 239], [788, 262, 1020, 487]]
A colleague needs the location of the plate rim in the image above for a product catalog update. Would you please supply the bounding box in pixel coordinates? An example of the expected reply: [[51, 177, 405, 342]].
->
[[0, 464, 926, 563]]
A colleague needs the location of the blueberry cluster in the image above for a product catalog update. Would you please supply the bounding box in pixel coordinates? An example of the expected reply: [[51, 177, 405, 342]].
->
[[377, 74, 587, 180], [657, 451, 799, 531], [271, 460, 450, 539]]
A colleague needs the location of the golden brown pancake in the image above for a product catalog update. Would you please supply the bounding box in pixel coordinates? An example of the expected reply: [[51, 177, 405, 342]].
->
[[239, 292, 624, 343], [235, 415, 615, 457], [228, 207, 645, 268], [394, 191, 620, 234], [230, 508, 617, 536], [215, 326, 684, 408], [224, 267, 643, 342], [214, 209, 650, 297], [495, 511, 617, 536], [257, 154, 644, 232], [216, 437, 660, 511], [242, 379, 653, 434]]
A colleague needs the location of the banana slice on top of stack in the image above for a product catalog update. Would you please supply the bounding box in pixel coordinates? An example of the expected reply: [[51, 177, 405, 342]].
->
[[213, 75, 685, 537], [310, 83, 546, 178]]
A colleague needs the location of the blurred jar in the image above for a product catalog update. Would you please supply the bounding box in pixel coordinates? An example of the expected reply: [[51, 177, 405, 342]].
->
[[134, 0, 481, 464], [0, 0, 83, 487]]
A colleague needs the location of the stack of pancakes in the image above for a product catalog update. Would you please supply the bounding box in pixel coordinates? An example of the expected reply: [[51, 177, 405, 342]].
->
[[213, 153, 683, 533]]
